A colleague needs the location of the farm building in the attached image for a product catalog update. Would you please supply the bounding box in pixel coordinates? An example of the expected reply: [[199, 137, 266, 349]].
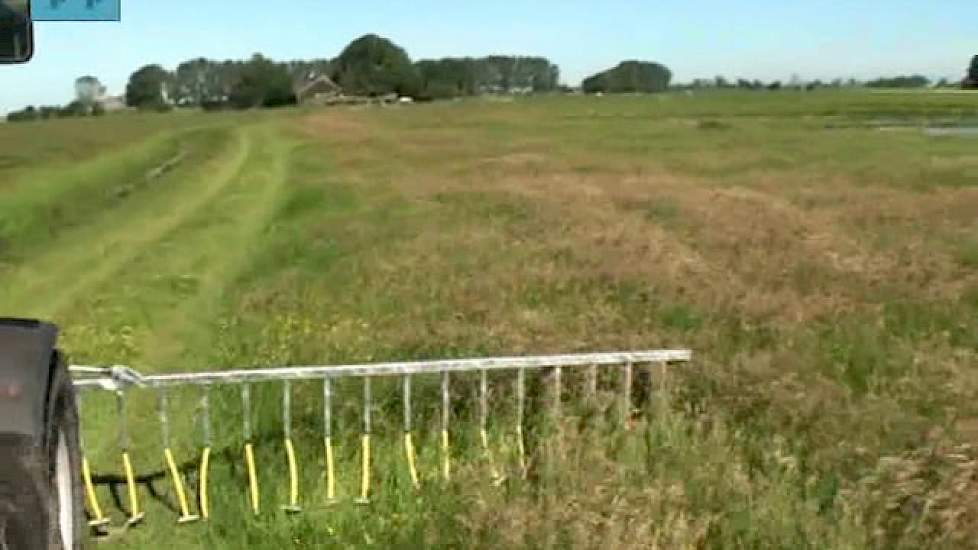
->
[[96, 95, 127, 112], [294, 74, 342, 105]]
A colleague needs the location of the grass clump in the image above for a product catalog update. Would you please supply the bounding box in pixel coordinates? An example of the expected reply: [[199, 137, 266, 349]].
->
[[642, 197, 682, 223], [697, 119, 732, 130], [659, 304, 703, 332], [958, 239, 978, 268]]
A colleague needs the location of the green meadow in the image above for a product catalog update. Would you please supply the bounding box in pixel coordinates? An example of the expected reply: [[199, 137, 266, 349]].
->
[[1, 90, 977, 548]]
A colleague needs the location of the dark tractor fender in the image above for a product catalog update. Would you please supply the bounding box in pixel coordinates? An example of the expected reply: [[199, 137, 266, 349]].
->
[[0, 318, 60, 442]]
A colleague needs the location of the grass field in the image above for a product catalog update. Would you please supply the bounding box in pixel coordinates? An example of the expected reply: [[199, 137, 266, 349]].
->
[[2, 90, 977, 548]]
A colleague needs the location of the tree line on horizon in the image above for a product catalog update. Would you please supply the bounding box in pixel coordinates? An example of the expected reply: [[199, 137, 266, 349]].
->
[[674, 69, 973, 92], [128, 35, 564, 110], [125, 35, 564, 111], [6, 39, 976, 122], [6, 34, 564, 119]]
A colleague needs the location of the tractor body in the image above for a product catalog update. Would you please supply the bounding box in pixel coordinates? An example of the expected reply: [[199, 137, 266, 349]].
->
[[0, 318, 83, 549]]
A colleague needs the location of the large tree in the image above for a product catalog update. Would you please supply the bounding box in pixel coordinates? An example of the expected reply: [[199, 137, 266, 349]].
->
[[331, 34, 420, 97], [582, 61, 672, 93], [965, 55, 978, 89], [173, 58, 219, 105], [125, 64, 171, 109], [479, 56, 558, 92], [415, 55, 559, 99], [229, 54, 296, 108], [74, 75, 105, 107], [416, 58, 478, 99]]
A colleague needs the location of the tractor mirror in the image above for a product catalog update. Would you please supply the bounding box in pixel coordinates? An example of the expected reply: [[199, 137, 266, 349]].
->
[[0, 1, 33, 64]]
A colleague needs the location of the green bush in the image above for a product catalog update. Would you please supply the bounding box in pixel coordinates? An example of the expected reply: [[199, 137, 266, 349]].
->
[[582, 61, 672, 93], [331, 34, 421, 97], [125, 64, 171, 109], [229, 54, 297, 109]]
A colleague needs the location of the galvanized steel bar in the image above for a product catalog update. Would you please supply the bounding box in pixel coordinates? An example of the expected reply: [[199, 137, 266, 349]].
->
[[479, 370, 488, 435], [116, 391, 129, 451], [241, 383, 259, 515], [479, 369, 501, 480], [516, 368, 525, 433], [363, 377, 372, 435], [402, 375, 421, 489], [588, 363, 598, 397], [516, 367, 526, 474], [402, 375, 412, 432], [201, 389, 212, 448], [441, 371, 450, 480], [241, 384, 252, 441], [76, 392, 86, 449], [282, 379, 301, 514], [283, 381, 292, 440], [158, 387, 197, 523], [622, 361, 633, 423], [198, 388, 213, 519], [116, 391, 143, 524], [322, 377, 336, 502], [442, 371, 450, 435], [553, 366, 562, 418], [322, 378, 332, 439], [357, 377, 373, 503], [158, 389, 171, 449], [72, 350, 692, 389]]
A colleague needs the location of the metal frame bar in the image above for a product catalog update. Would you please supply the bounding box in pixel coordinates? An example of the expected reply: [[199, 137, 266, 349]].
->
[[70, 350, 692, 390], [322, 378, 336, 502], [621, 361, 633, 423], [200, 389, 212, 449], [357, 377, 373, 503], [198, 389, 212, 519], [402, 374, 421, 488], [158, 388, 198, 523], [116, 392, 144, 524], [282, 380, 301, 513], [479, 370, 488, 436], [441, 371, 451, 481], [241, 384, 260, 515], [516, 367, 526, 475], [553, 366, 562, 417], [68, 349, 692, 520]]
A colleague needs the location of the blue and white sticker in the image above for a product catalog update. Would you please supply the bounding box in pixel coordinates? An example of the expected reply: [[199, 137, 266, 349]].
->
[[30, 0, 121, 21]]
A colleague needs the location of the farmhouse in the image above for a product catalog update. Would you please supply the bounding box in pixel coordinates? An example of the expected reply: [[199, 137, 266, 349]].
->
[[294, 74, 342, 105], [96, 95, 127, 112]]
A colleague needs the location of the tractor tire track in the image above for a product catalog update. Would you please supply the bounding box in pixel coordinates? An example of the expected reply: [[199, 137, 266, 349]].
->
[[120, 124, 297, 368], [51, 123, 295, 467], [0, 127, 252, 319]]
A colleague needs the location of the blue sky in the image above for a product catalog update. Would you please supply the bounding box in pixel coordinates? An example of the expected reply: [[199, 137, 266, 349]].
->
[[1, 0, 974, 113]]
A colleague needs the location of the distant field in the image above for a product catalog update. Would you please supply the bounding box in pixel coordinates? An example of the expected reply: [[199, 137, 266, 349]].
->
[[2, 90, 977, 548]]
